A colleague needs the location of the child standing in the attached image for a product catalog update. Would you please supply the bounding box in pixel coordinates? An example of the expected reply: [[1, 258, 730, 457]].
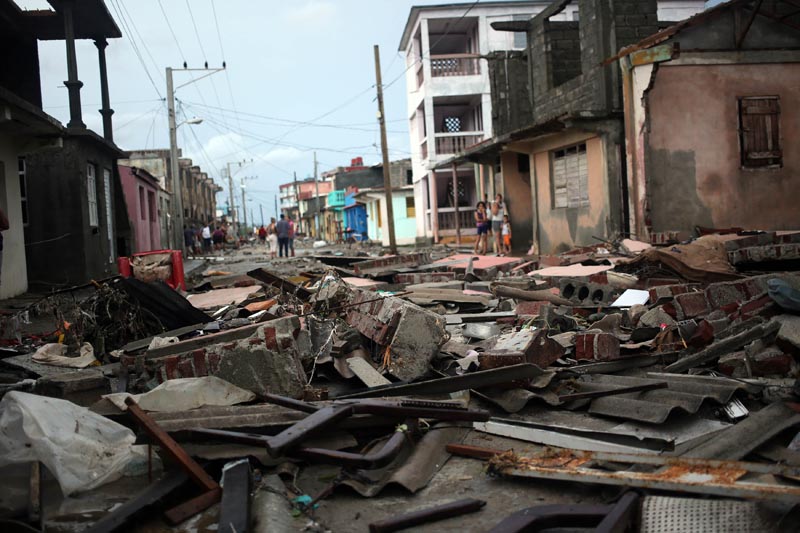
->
[[501, 214, 512, 255]]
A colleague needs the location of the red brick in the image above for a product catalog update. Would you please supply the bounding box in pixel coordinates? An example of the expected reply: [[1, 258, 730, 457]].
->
[[206, 352, 221, 373], [588, 272, 609, 284], [177, 357, 194, 378], [164, 355, 179, 380], [574, 332, 620, 361], [264, 328, 278, 350], [192, 349, 208, 376], [673, 291, 710, 319], [515, 301, 551, 317]]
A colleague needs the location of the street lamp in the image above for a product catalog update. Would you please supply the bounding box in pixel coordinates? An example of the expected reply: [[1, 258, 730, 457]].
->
[[167, 114, 202, 253]]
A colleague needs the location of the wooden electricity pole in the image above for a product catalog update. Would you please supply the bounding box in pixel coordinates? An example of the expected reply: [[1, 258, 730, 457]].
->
[[373, 44, 397, 254]]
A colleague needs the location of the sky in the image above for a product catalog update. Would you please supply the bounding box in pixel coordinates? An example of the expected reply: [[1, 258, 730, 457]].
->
[[21, 0, 471, 216]]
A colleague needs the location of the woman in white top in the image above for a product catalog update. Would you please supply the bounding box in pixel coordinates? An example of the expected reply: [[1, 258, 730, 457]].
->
[[491, 194, 505, 254]]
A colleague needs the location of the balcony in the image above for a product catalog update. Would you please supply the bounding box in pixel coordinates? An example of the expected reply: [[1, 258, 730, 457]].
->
[[436, 206, 476, 235], [435, 132, 483, 155], [420, 137, 428, 160], [327, 190, 345, 208], [430, 54, 480, 77]]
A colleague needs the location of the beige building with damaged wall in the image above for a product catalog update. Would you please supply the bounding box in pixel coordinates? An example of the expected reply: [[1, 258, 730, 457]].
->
[[616, 0, 800, 242]]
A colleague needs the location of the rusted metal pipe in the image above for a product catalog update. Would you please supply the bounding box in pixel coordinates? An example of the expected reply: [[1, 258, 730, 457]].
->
[[369, 498, 486, 533]]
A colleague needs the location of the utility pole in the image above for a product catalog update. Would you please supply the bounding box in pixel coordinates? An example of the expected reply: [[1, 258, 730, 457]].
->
[[166, 67, 183, 251], [226, 162, 235, 231], [259, 204, 264, 226], [293, 171, 299, 222], [241, 178, 247, 235], [373, 45, 397, 254], [166, 65, 223, 252], [274, 194, 278, 219], [313, 151, 320, 238]]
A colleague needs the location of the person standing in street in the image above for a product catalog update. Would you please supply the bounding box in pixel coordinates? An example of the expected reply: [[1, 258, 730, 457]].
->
[[267, 218, 278, 259], [287, 216, 295, 257], [276, 214, 290, 258], [183, 226, 195, 255], [491, 194, 505, 255], [201, 223, 212, 254]]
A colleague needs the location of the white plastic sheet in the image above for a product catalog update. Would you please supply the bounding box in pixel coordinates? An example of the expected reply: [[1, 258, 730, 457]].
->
[[31, 342, 96, 368], [103, 376, 256, 412], [0, 391, 137, 495]]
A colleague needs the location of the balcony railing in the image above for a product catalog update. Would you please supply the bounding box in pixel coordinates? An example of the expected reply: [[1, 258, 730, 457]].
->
[[430, 54, 480, 77], [437, 206, 476, 233], [434, 132, 483, 155]]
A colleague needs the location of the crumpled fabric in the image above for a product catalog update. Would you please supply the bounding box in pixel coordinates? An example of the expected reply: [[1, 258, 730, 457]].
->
[[31, 342, 96, 368], [103, 376, 255, 412], [0, 392, 137, 495]]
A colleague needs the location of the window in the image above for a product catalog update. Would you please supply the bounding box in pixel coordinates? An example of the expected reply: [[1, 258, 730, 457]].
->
[[148, 191, 157, 222], [139, 186, 146, 220], [406, 196, 416, 218], [103, 168, 115, 262], [406, 169, 413, 185], [87, 163, 99, 226], [18, 157, 28, 226], [443, 116, 461, 133], [739, 96, 782, 168], [552, 143, 588, 208]]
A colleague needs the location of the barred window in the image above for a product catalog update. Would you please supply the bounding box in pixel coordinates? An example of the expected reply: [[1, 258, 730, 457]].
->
[[739, 96, 781, 169]]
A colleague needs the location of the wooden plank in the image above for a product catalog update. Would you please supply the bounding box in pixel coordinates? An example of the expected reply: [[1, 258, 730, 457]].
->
[[347, 358, 391, 388]]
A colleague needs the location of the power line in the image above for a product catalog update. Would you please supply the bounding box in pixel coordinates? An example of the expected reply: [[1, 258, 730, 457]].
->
[[108, 0, 163, 99], [157, 0, 187, 63], [180, 100, 407, 134], [117, 0, 164, 83], [209, 0, 241, 131]]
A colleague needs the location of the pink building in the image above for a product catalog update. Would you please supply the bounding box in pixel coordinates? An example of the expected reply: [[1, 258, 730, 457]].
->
[[119, 165, 162, 252]]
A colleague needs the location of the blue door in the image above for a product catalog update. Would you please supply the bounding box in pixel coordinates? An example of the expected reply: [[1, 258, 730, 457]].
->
[[347, 204, 368, 241]]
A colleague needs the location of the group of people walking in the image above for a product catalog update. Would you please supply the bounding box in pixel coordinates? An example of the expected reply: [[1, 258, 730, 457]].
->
[[474, 193, 512, 256], [258, 214, 295, 258]]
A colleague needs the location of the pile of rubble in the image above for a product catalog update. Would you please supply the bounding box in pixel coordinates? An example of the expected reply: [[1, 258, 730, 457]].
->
[[1, 231, 800, 531]]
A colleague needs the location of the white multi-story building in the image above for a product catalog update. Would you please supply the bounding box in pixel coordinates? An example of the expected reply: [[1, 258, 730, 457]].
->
[[399, 1, 706, 242]]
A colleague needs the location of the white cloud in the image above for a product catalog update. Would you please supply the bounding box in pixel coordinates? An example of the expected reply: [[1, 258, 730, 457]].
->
[[284, 1, 337, 25]]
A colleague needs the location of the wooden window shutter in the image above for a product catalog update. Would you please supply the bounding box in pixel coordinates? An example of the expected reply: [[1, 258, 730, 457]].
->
[[740, 97, 782, 168]]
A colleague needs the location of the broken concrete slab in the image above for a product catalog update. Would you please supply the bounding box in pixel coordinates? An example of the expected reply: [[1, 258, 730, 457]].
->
[[775, 314, 800, 355], [480, 329, 565, 372], [345, 288, 447, 381], [128, 317, 310, 398]]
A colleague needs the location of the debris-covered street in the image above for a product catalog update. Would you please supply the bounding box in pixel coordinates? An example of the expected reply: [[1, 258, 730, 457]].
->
[[3, 0, 800, 531], [2, 233, 800, 532]]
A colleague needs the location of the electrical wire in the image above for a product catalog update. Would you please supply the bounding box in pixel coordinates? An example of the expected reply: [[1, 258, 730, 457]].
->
[[108, 0, 163, 99], [117, 0, 164, 84], [179, 100, 407, 134], [210, 0, 242, 131], [157, 0, 187, 63]]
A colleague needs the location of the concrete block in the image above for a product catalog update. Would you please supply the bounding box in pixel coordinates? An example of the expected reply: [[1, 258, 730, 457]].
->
[[719, 348, 793, 378], [639, 306, 677, 328], [673, 291, 710, 319], [574, 332, 620, 361], [776, 314, 800, 355], [479, 328, 565, 371]]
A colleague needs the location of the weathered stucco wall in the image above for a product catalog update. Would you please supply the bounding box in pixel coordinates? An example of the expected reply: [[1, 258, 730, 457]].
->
[[500, 151, 533, 252], [645, 63, 800, 233], [0, 135, 28, 298], [529, 133, 612, 253]]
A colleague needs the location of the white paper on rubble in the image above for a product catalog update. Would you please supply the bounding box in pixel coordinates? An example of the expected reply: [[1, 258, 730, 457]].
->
[[103, 376, 256, 412], [147, 336, 179, 350], [31, 342, 97, 368], [0, 391, 137, 496], [610, 289, 650, 308]]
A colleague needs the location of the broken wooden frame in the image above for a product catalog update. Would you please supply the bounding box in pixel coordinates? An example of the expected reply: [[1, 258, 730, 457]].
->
[[369, 498, 487, 533], [447, 444, 800, 502], [124, 397, 221, 525]]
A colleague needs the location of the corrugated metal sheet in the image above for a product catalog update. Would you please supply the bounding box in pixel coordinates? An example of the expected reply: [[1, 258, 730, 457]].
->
[[564, 373, 748, 424]]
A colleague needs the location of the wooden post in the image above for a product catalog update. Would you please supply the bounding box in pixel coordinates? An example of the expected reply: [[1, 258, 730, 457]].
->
[[452, 163, 461, 245], [374, 45, 398, 254]]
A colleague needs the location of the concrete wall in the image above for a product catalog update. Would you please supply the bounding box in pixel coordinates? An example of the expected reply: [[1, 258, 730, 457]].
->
[[25, 136, 119, 288], [119, 165, 161, 252], [0, 135, 28, 298], [644, 62, 800, 233], [364, 191, 417, 246], [500, 150, 534, 252], [525, 132, 615, 253]]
